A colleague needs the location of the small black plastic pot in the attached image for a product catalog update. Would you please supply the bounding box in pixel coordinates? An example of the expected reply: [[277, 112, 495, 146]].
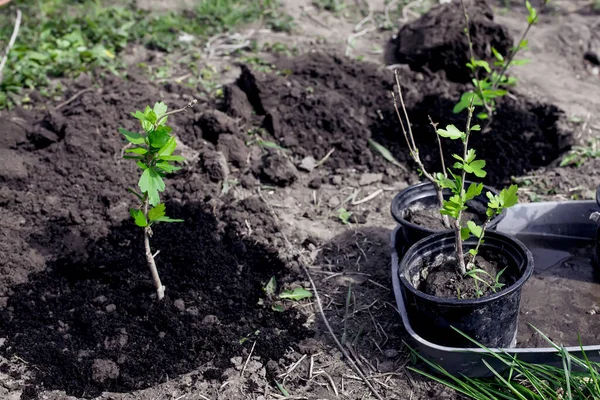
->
[[391, 182, 506, 248], [398, 230, 534, 348]]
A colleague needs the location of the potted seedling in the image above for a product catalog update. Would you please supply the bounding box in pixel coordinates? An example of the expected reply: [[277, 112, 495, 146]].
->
[[391, 72, 534, 347], [119, 100, 196, 300]]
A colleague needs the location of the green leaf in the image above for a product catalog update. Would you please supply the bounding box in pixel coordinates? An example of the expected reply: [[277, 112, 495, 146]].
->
[[465, 182, 483, 201], [119, 128, 145, 144], [158, 155, 186, 162], [138, 168, 165, 206], [125, 147, 148, 155], [148, 203, 166, 222], [437, 125, 465, 140], [271, 304, 285, 312], [526, 0, 538, 24], [368, 139, 403, 168], [491, 47, 504, 62], [132, 110, 153, 132], [453, 92, 480, 114], [460, 227, 471, 241], [519, 39, 529, 49], [158, 136, 177, 157], [467, 221, 483, 238], [153, 102, 168, 119], [470, 125, 481, 132], [264, 276, 277, 296], [123, 155, 143, 160], [463, 159, 487, 178], [156, 162, 181, 173], [468, 248, 478, 256], [465, 149, 477, 164], [148, 126, 172, 148], [476, 112, 489, 120], [482, 89, 508, 101], [129, 208, 148, 227], [127, 188, 144, 201], [510, 59, 531, 66], [143, 106, 158, 124], [279, 288, 313, 301], [501, 185, 519, 208], [137, 161, 149, 170], [259, 140, 289, 152]]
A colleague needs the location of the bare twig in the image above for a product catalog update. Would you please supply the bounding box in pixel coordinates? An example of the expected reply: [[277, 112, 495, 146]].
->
[[352, 189, 383, 205], [393, 70, 450, 228], [428, 115, 446, 178], [345, 26, 376, 56], [240, 340, 257, 378], [55, 88, 95, 110], [0, 8, 22, 84], [315, 148, 336, 169], [144, 200, 165, 300]]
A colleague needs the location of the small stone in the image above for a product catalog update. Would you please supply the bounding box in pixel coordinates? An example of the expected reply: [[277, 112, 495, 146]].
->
[[379, 361, 395, 373], [231, 356, 243, 369], [298, 156, 317, 172], [159, 332, 166, 339], [174, 299, 185, 312], [243, 360, 263, 373], [331, 175, 343, 185], [202, 315, 220, 325], [258, 153, 298, 187], [186, 307, 199, 316], [587, 309, 597, 315], [91, 359, 119, 383], [0, 338, 6, 348], [328, 196, 340, 208], [359, 172, 383, 186], [93, 295, 107, 304], [384, 349, 398, 358], [105, 304, 116, 313]]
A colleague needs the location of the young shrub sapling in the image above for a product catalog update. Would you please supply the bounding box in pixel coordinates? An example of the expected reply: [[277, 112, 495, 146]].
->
[[119, 99, 197, 300], [394, 70, 518, 291]]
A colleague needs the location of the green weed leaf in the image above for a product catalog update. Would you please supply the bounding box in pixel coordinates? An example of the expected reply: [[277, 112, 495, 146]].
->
[[137, 161, 149, 170], [152, 216, 184, 223], [468, 248, 478, 256], [526, 0, 538, 24], [158, 155, 186, 162], [264, 276, 277, 296], [129, 208, 148, 227], [279, 288, 313, 301], [119, 128, 145, 144], [470, 125, 481, 132], [463, 159, 486, 178], [491, 47, 504, 62], [138, 168, 165, 206], [271, 304, 285, 312]]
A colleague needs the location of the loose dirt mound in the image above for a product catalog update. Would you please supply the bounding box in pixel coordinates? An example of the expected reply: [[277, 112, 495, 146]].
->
[[223, 53, 569, 186], [393, 0, 513, 83], [0, 75, 310, 397]]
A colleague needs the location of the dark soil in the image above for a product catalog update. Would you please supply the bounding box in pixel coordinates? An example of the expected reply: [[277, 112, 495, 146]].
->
[[0, 203, 309, 397], [222, 52, 569, 187], [393, 0, 513, 83], [405, 204, 484, 231], [0, 74, 310, 398], [420, 251, 510, 299]]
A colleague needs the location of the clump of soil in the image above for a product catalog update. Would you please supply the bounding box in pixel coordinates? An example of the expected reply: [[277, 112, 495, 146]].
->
[[419, 250, 511, 299], [393, 0, 513, 83]]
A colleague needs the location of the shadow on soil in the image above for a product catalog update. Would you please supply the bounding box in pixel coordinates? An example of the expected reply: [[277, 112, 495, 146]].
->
[[0, 202, 310, 398]]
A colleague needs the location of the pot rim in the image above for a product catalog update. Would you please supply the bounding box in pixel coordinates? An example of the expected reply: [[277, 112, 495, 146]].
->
[[398, 229, 534, 306], [390, 181, 507, 231]]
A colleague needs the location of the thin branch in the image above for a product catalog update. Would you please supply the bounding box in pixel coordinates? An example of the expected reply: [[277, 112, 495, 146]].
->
[[156, 99, 198, 126], [240, 340, 257, 378], [428, 115, 446, 178], [55, 88, 95, 110], [144, 199, 166, 300], [0, 8, 22, 85]]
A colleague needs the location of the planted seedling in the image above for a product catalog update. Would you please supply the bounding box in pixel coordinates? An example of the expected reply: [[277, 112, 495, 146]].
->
[[454, 0, 548, 124], [120, 99, 197, 300]]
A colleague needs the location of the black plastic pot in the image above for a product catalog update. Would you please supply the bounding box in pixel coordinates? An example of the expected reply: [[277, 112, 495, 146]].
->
[[398, 230, 534, 348], [391, 182, 506, 248]]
